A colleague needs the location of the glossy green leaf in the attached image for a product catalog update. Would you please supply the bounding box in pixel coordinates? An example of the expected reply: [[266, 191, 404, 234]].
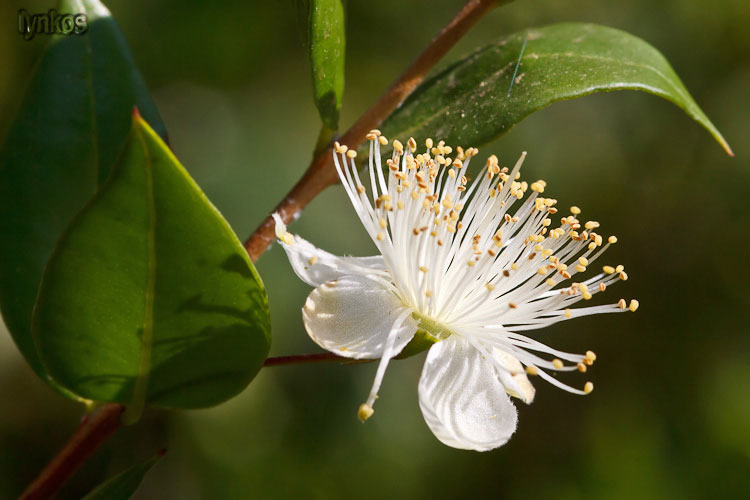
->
[[81, 452, 163, 500], [309, 0, 346, 130], [0, 0, 166, 391], [380, 23, 732, 156], [32, 114, 271, 412]]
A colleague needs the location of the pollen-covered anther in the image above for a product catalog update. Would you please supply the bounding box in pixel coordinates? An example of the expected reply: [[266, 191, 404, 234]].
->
[[308, 256, 318, 266], [603, 265, 615, 274], [586, 350, 597, 363], [378, 135, 388, 146], [629, 299, 639, 312], [392, 139, 404, 154], [570, 206, 581, 215], [346, 149, 357, 159], [333, 141, 346, 154], [608, 235, 618, 244], [618, 298, 627, 310], [525, 366, 539, 376], [584, 221, 600, 230], [358, 403, 374, 422], [564, 308, 572, 318], [552, 358, 564, 369], [577, 362, 587, 373], [584, 382, 594, 394], [419, 266, 428, 273], [530, 180, 545, 193]]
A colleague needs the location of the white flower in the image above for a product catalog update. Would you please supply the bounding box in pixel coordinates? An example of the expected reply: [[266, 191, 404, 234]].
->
[[273, 132, 638, 451]]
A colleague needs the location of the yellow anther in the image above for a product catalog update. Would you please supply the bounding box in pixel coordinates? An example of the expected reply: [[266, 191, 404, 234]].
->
[[408, 137, 417, 152], [576, 264, 587, 273], [308, 256, 318, 266], [419, 266, 428, 273], [358, 404, 374, 422], [393, 139, 404, 153], [543, 249, 554, 257], [525, 365, 539, 376], [618, 298, 627, 310], [629, 299, 639, 312], [376, 232, 385, 241], [379, 218, 388, 229], [508, 302, 517, 308], [577, 362, 587, 373], [378, 136, 388, 146], [599, 282, 606, 292], [545, 278, 556, 287], [511, 263, 519, 271], [603, 265, 615, 274], [281, 232, 294, 245], [584, 221, 600, 230], [615, 265, 624, 273], [425, 138, 433, 149], [486, 282, 495, 291], [553, 359, 564, 369], [369, 129, 382, 137], [584, 382, 594, 394], [537, 266, 548, 275], [586, 350, 597, 362], [346, 149, 357, 159], [578, 257, 589, 266], [579, 283, 589, 292], [587, 242, 596, 251], [564, 308, 572, 318], [608, 235, 618, 244], [570, 206, 581, 215], [582, 291, 592, 300], [619, 271, 628, 280]]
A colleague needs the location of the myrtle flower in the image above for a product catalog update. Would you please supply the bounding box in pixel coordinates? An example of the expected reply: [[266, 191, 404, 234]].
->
[[273, 131, 637, 451]]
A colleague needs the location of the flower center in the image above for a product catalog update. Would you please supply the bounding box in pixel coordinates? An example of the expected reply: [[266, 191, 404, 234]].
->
[[396, 312, 454, 359]]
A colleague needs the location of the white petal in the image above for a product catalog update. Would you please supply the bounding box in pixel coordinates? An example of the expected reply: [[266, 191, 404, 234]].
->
[[302, 275, 417, 359], [273, 214, 385, 287], [418, 336, 518, 451]]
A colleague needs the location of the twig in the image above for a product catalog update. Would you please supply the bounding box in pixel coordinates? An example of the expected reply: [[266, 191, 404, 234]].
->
[[263, 352, 374, 367], [244, 0, 505, 261], [20, 2, 505, 498], [18, 403, 124, 500]]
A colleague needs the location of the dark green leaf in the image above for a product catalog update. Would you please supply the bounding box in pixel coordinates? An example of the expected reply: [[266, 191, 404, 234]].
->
[[33, 114, 271, 413], [81, 452, 163, 500], [0, 0, 166, 393], [309, 0, 346, 130], [380, 23, 732, 156]]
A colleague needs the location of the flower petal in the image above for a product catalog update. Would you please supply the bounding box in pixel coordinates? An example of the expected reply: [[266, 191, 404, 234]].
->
[[273, 213, 385, 287], [418, 336, 518, 451], [302, 274, 417, 359]]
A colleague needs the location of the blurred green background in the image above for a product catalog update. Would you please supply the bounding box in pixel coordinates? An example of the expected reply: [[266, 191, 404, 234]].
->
[[1, 0, 748, 498]]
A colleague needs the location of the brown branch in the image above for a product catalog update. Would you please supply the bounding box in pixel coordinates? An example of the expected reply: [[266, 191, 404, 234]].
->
[[263, 352, 374, 367], [18, 403, 124, 500], [244, 0, 505, 262], [20, 2, 506, 498]]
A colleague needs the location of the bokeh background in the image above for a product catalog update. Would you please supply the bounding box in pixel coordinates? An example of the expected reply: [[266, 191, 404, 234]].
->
[[1, 0, 749, 498]]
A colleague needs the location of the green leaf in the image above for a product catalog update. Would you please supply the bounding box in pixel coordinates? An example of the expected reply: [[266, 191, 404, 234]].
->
[[380, 23, 732, 156], [309, 0, 346, 130], [81, 452, 163, 500], [0, 0, 166, 393], [32, 113, 271, 413]]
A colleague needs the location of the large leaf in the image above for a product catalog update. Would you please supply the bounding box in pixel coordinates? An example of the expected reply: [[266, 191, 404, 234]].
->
[[309, 0, 346, 130], [32, 113, 271, 413], [380, 23, 732, 156], [0, 0, 166, 390], [81, 452, 163, 500]]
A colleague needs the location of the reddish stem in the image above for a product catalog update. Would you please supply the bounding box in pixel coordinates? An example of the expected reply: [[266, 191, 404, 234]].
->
[[18, 403, 124, 500], [263, 352, 373, 367], [20, 2, 503, 498], [244, 0, 504, 261]]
